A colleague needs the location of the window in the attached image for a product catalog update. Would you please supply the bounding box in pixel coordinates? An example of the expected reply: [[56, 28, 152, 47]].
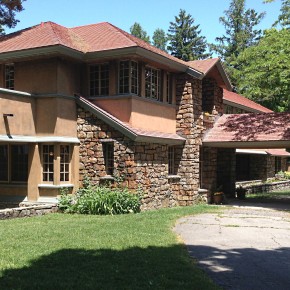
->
[[145, 67, 161, 100], [275, 157, 282, 173], [166, 73, 173, 104], [103, 142, 114, 176], [42, 145, 54, 182], [60, 145, 70, 182], [0, 144, 28, 182], [5, 64, 14, 90], [168, 146, 176, 175], [89, 63, 109, 96], [119, 60, 139, 94]]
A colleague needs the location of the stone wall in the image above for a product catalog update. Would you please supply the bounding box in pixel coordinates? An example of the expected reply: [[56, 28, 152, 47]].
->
[[175, 74, 204, 205], [202, 77, 223, 115], [0, 204, 58, 219], [77, 74, 206, 209], [237, 180, 290, 194]]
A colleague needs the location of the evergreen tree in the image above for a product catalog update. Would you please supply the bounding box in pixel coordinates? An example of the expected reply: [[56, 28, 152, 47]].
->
[[130, 22, 150, 43], [264, 0, 290, 28], [211, 0, 264, 86], [167, 9, 210, 61], [0, 0, 25, 34], [152, 28, 167, 51]]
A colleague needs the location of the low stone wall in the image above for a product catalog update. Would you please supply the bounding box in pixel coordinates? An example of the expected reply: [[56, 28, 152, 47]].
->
[[0, 204, 58, 220], [237, 180, 290, 194]]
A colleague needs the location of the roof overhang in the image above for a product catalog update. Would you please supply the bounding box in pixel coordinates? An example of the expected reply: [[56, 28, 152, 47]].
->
[[0, 45, 84, 62], [0, 135, 80, 143], [215, 60, 232, 91], [236, 149, 267, 155], [223, 99, 261, 113], [203, 140, 290, 149]]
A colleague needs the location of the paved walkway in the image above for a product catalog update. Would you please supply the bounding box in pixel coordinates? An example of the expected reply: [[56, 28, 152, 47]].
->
[[174, 206, 290, 290]]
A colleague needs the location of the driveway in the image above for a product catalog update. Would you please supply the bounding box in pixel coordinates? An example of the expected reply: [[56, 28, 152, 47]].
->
[[174, 206, 290, 290]]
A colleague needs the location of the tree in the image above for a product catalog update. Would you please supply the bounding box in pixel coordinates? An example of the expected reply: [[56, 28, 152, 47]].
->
[[234, 28, 290, 112], [211, 0, 265, 86], [264, 0, 290, 29], [0, 0, 25, 34], [130, 22, 150, 43], [167, 9, 210, 61], [152, 28, 167, 51]]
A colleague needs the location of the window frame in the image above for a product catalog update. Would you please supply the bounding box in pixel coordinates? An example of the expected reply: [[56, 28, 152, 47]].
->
[[102, 142, 114, 176], [0, 143, 28, 183], [145, 66, 161, 101], [5, 63, 14, 90], [118, 60, 139, 95], [168, 146, 176, 176], [89, 63, 109, 96]]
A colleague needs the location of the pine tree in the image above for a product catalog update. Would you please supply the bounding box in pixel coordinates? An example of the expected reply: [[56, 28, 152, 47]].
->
[[0, 0, 25, 34], [130, 22, 150, 43], [264, 0, 290, 29], [152, 28, 167, 51], [211, 0, 265, 86], [167, 9, 210, 61]]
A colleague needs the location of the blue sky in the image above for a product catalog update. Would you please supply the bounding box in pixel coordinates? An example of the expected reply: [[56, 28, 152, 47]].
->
[[7, 0, 281, 44]]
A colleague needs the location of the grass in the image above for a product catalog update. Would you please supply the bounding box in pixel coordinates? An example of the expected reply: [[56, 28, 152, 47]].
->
[[247, 190, 290, 199], [0, 205, 221, 290]]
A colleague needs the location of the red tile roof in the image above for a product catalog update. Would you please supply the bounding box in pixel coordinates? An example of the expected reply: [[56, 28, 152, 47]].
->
[[0, 21, 193, 70], [188, 58, 219, 74], [203, 113, 290, 146], [223, 89, 273, 113]]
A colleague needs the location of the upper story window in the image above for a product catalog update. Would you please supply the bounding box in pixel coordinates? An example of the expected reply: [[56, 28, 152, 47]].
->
[[145, 66, 161, 101], [119, 60, 139, 95], [89, 63, 109, 96], [166, 73, 173, 104], [5, 64, 14, 90]]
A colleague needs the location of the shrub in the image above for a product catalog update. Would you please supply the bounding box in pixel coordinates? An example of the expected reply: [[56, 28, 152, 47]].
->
[[58, 181, 141, 215]]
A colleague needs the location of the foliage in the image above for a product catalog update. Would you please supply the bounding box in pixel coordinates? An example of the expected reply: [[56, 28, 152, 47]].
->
[[152, 28, 167, 51], [211, 0, 265, 86], [58, 180, 141, 215], [0, 0, 25, 34], [167, 9, 211, 61], [264, 0, 290, 28], [0, 206, 220, 289], [234, 28, 290, 112], [130, 22, 150, 43]]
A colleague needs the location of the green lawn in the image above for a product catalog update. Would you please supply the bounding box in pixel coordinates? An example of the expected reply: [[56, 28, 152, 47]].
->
[[247, 190, 290, 199], [0, 205, 221, 290]]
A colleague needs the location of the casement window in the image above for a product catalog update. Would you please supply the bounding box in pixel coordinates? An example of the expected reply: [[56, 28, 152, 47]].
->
[[145, 66, 161, 100], [168, 146, 176, 175], [0, 144, 28, 183], [275, 157, 282, 173], [166, 73, 173, 104], [5, 64, 14, 90], [102, 142, 114, 176], [42, 144, 71, 183], [42, 145, 54, 182], [89, 63, 109, 96], [60, 145, 70, 182], [119, 60, 139, 95]]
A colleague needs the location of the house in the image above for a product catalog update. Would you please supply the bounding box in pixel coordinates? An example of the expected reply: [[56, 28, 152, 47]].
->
[[0, 21, 289, 209], [223, 89, 290, 181]]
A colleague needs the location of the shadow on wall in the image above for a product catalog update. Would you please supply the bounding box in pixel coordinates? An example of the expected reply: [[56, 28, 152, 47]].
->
[[186, 245, 290, 290], [0, 246, 216, 290]]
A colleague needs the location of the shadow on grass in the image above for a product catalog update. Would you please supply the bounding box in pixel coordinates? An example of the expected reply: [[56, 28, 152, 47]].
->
[[186, 245, 290, 290], [0, 246, 218, 290]]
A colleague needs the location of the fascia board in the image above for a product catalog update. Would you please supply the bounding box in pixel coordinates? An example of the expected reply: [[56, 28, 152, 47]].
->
[[0, 45, 84, 62], [203, 141, 290, 149], [0, 135, 80, 143], [223, 99, 262, 113], [84, 47, 138, 61]]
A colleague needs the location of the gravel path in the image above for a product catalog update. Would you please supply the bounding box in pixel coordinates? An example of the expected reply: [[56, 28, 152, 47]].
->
[[174, 206, 290, 290]]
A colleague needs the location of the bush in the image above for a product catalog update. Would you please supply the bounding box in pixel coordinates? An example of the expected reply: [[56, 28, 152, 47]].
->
[[58, 182, 141, 215]]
